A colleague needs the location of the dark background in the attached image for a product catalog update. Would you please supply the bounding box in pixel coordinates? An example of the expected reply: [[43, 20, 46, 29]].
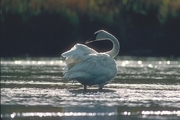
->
[[1, 0, 180, 57]]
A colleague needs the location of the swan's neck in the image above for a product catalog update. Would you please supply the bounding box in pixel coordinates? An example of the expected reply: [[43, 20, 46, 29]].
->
[[105, 34, 120, 58]]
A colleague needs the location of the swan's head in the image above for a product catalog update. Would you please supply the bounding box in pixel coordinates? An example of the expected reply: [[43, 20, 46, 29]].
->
[[86, 30, 119, 58], [86, 30, 110, 44]]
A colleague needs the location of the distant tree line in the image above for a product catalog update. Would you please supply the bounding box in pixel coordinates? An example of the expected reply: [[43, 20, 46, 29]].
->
[[1, 0, 180, 57]]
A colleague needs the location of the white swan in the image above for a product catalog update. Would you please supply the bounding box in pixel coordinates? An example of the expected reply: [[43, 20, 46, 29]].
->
[[62, 30, 120, 90]]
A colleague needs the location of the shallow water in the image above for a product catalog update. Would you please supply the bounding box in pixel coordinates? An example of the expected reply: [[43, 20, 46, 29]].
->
[[1, 56, 180, 120]]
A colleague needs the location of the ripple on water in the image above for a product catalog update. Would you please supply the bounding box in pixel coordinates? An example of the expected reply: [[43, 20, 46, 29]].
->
[[1, 57, 180, 120]]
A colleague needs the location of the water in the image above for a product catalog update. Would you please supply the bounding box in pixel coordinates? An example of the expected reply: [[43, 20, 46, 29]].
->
[[1, 56, 180, 120]]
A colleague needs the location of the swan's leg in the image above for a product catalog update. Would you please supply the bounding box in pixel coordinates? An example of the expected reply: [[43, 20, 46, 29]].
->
[[72, 80, 74, 84], [99, 87, 103, 90], [99, 84, 104, 90], [84, 85, 87, 90]]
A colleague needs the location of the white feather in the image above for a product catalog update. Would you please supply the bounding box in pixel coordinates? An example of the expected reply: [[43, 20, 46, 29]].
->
[[63, 53, 117, 85], [61, 30, 120, 89]]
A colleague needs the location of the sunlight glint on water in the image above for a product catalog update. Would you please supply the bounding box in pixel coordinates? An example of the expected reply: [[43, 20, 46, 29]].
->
[[1, 57, 180, 120], [1, 110, 179, 118]]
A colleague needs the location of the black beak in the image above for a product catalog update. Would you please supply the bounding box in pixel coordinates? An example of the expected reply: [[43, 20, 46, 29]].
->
[[85, 33, 97, 44]]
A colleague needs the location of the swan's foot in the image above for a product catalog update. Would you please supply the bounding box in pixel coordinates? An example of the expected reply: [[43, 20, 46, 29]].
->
[[99, 84, 104, 90], [99, 87, 103, 91], [84, 85, 87, 90]]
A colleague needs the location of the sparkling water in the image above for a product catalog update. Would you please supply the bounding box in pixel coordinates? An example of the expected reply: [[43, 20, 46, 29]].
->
[[1, 57, 180, 120]]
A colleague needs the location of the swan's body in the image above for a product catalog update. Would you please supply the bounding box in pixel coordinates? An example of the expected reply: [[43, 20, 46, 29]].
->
[[62, 30, 120, 90]]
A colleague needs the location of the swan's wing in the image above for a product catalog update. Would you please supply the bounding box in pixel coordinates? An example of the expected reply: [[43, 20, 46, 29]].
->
[[62, 44, 98, 73], [62, 43, 97, 57], [63, 53, 117, 85]]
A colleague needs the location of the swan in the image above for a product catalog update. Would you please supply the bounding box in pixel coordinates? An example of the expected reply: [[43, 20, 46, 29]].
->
[[61, 30, 120, 90]]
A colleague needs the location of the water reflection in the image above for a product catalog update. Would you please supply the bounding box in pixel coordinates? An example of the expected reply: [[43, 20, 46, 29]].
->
[[1, 107, 180, 120], [1, 57, 180, 120]]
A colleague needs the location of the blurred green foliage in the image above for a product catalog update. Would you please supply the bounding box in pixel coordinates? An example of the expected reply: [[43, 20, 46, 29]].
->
[[2, 0, 180, 24], [1, 0, 180, 57]]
